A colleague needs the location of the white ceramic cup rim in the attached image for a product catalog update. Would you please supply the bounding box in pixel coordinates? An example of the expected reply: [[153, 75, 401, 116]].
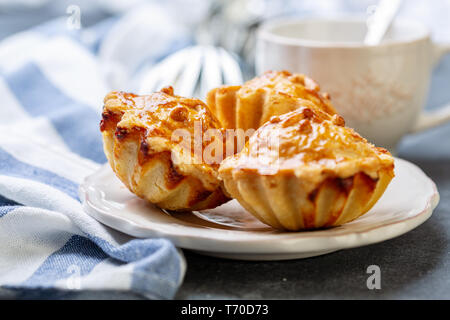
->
[[258, 16, 431, 48]]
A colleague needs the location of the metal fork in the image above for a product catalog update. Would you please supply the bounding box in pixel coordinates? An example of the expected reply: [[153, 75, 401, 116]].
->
[[137, 0, 243, 99], [137, 44, 243, 99]]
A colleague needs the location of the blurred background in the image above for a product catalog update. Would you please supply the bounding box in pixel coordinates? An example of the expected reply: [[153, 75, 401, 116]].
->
[[0, 1, 449, 300], [1, 0, 449, 102]]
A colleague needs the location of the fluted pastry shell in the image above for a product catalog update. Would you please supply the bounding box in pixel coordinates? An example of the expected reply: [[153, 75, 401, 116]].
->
[[219, 106, 395, 231], [207, 70, 337, 132], [100, 87, 229, 211]]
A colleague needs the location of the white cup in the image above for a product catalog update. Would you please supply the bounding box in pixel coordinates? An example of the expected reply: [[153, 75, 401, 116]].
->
[[256, 17, 450, 152]]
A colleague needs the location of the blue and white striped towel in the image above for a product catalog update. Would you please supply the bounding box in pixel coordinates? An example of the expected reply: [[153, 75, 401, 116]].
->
[[0, 14, 189, 299]]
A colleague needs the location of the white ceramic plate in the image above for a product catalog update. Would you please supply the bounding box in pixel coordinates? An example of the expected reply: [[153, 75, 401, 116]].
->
[[79, 158, 439, 260]]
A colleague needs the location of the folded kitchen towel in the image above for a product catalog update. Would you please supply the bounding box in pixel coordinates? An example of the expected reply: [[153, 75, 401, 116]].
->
[[0, 12, 188, 299]]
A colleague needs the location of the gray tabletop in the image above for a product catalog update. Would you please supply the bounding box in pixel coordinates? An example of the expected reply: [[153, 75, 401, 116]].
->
[[1, 3, 449, 300]]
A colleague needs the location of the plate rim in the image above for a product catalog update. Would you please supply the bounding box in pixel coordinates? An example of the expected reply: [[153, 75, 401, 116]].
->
[[79, 157, 440, 254]]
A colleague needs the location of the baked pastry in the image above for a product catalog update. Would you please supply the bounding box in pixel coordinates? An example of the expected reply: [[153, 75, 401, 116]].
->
[[207, 70, 337, 131], [219, 105, 395, 231], [100, 87, 229, 211]]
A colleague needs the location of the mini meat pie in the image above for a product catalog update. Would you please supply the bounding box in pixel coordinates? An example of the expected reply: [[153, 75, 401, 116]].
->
[[100, 87, 229, 211], [207, 70, 337, 131], [219, 105, 395, 231]]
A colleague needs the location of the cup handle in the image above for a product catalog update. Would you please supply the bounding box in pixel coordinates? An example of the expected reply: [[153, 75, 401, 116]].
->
[[411, 42, 450, 133]]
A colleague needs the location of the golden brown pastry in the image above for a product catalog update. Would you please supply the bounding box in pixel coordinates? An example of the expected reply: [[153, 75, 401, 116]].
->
[[207, 70, 337, 131], [100, 87, 229, 211], [219, 105, 395, 231]]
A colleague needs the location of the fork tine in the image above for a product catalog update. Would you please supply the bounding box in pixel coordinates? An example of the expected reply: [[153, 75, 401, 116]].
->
[[156, 46, 193, 90], [138, 46, 192, 94], [176, 47, 203, 97], [138, 63, 163, 94], [200, 46, 223, 99], [218, 47, 243, 85]]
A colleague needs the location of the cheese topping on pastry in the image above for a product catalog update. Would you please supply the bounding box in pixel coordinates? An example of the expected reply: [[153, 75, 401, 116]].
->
[[220, 105, 394, 188], [103, 88, 220, 154], [207, 70, 337, 131], [241, 70, 336, 115], [102, 87, 224, 175]]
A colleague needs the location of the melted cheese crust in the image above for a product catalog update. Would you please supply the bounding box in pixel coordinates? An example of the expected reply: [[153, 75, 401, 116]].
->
[[206, 70, 337, 132], [103, 87, 220, 153], [240, 70, 336, 115], [220, 105, 394, 188]]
